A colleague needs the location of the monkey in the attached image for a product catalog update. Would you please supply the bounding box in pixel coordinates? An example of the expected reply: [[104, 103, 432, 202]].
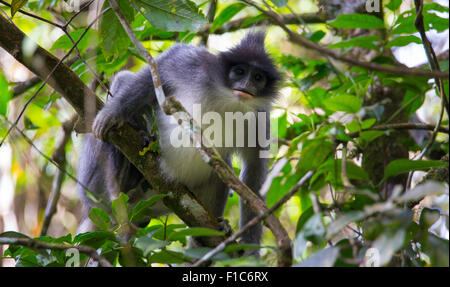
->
[[77, 32, 281, 249]]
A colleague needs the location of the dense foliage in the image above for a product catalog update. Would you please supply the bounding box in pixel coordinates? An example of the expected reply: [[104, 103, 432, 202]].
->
[[0, 0, 448, 267]]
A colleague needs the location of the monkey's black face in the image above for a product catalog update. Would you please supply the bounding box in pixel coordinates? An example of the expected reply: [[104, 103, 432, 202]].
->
[[228, 64, 267, 99]]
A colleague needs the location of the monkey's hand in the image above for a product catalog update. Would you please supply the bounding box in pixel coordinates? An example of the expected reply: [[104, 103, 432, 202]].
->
[[217, 217, 233, 237], [92, 106, 125, 141]]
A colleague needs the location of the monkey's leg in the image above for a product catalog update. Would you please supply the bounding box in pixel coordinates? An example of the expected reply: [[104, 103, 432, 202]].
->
[[187, 174, 230, 250], [239, 148, 268, 257]]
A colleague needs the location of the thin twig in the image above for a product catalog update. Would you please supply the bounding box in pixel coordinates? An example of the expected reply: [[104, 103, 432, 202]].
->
[[63, 0, 95, 28], [341, 145, 353, 188], [404, 0, 449, 191], [279, 122, 449, 146], [239, 0, 449, 79], [40, 117, 76, 236], [108, 0, 293, 266], [0, 9, 108, 147], [0, 237, 112, 267], [192, 171, 314, 267], [3, 0, 111, 98], [348, 123, 449, 137], [12, 56, 79, 98], [200, 0, 217, 45], [0, 0, 63, 28], [413, 0, 449, 116], [3, 118, 101, 207]]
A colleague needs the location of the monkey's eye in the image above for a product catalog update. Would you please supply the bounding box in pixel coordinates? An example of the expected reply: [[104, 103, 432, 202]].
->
[[234, 68, 245, 75], [254, 73, 263, 81]]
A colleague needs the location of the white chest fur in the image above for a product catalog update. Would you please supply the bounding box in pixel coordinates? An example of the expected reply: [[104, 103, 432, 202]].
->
[[155, 88, 264, 189]]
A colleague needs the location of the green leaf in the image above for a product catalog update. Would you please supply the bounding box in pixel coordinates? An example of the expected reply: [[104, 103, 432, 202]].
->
[[326, 211, 367, 239], [167, 227, 225, 242], [111, 193, 129, 224], [384, 159, 448, 179], [25, 104, 60, 129], [420, 232, 449, 266], [314, 159, 369, 188], [386, 0, 402, 11], [294, 246, 340, 267], [306, 30, 326, 43], [88, 208, 111, 231], [294, 213, 326, 259], [424, 3, 450, 13], [213, 256, 267, 267], [148, 250, 188, 264], [73, 231, 116, 249], [74, 230, 114, 244], [117, 0, 135, 21], [392, 7, 449, 35], [401, 90, 424, 116], [299, 139, 333, 173], [240, 14, 266, 28], [346, 120, 360, 133], [152, 223, 186, 241], [328, 13, 385, 29], [0, 231, 30, 239], [387, 35, 422, 48], [184, 247, 229, 261], [210, 3, 246, 33], [135, 236, 169, 256], [266, 173, 301, 207], [419, 208, 441, 230], [329, 35, 380, 50], [358, 130, 384, 144], [361, 118, 376, 129], [295, 207, 314, 234], [0, 74, 12, 116], [397, 181, 447, 203], [269, 0, 288, 8], [372, 228, 406, 266], [100, 6, 131, 58], [224, 244, 262, 253], [129, 194, 167, 222], [276, 112, 287, 138], [11, 0, 27, 18], [324, 94, 362, 113], [51, 29, 98, 53], [132, 0, 207, 32]]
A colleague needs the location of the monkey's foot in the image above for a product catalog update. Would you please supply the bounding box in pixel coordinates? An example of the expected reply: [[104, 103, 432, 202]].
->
[[217, 217, 233, 237], [92, 108, 124, 141], [139, 130, 157, 149]]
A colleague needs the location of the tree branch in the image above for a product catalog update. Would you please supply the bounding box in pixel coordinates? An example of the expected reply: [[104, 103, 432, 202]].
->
[[193, 171, 314, 267], [413, 0, 449, 116], [347, 123, 450, 138], [0, 236, 112, 267], [240, 0, 449, 79], [143, 12, 326, 41], [108, 0, 293, 266], [0, 13, 226, 248], [12, 77, 41, 97], [12, 56, 79, 98], [40, 117, 76, 237]]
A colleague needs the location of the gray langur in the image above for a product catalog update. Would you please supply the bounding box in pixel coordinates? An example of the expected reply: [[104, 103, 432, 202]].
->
[[78, 32, 281, 247]]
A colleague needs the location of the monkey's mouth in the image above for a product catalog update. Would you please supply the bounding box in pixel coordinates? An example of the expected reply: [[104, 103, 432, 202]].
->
[[233, 89, 254, 99]]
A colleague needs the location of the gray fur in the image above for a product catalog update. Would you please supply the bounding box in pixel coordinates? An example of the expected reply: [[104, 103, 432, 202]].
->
[[78, 33, 281, 249]]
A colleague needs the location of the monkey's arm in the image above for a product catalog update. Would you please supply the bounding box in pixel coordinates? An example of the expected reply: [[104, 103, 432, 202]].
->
[[93, 68, 157, 140]]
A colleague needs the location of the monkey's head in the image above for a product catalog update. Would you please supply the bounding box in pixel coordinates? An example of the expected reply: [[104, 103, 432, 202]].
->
[[219, 32, 282, 106]]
